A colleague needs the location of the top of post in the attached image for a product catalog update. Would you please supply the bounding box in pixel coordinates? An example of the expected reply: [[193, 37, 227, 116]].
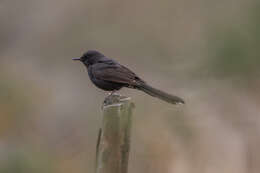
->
[[102, 94, 133, 109]]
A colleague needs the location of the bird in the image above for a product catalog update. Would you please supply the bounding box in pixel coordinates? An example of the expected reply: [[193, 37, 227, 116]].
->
[[73, 50, 184, 104]]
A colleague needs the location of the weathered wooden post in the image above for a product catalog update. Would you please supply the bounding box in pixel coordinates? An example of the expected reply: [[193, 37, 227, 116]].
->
[[95, 94, 134, 173]]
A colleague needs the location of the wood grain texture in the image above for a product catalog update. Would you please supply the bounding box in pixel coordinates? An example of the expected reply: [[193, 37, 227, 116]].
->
[[96, 95, 134, 173]]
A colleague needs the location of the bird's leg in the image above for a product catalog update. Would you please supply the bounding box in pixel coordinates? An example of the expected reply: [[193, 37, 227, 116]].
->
[[107, 91, 112, 96], [110, 90, 121, 96], [106, 90, 118, 96]]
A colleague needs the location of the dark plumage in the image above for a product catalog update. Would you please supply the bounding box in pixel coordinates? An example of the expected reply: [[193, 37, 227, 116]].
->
[[73, 50, 184, 104]]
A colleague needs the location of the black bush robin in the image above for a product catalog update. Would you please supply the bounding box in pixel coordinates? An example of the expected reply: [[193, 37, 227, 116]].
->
[[73, 50, 184, 105]]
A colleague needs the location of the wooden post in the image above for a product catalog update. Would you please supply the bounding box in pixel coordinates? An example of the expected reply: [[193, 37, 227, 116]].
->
[[95, 94, 134, 173]]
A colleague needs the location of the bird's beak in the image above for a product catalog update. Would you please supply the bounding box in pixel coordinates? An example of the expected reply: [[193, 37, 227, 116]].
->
[[72, 58, 81, 61]]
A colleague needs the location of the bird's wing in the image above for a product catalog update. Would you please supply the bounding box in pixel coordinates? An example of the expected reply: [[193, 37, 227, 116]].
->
[[92, 63, 143, 86]]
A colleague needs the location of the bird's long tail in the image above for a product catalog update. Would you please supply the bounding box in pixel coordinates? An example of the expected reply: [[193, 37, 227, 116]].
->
[[136, 83, 185, 105]]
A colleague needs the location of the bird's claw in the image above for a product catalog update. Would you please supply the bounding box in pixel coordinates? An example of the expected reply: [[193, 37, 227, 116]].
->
[[107, 90, 121, 96]]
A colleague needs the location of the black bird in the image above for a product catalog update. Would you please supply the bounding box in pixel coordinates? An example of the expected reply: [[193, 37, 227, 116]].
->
[[73, 50, 184, 104]]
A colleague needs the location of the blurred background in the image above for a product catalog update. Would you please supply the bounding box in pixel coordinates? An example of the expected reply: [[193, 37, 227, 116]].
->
[[0, 0, 260, 172]]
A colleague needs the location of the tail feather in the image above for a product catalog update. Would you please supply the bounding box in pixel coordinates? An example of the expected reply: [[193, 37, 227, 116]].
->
[[136, 83, 185, 105]]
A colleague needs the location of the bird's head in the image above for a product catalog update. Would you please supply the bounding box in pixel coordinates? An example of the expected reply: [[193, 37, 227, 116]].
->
[[73, 50, 104, 67]]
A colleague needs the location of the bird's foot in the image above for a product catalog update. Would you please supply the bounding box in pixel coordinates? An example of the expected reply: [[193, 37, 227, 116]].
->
[[107, 90, 121, 96], [102, 94, 132, 108]]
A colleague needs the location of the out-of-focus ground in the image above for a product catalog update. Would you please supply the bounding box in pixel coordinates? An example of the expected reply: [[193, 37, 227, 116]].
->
[[0, 0, 260, 173]]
